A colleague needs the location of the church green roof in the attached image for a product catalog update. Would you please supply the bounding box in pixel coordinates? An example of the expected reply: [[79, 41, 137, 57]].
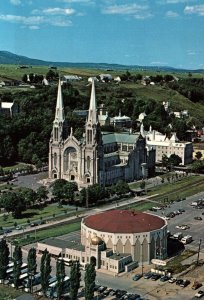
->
[[102, 132, 140, 145]]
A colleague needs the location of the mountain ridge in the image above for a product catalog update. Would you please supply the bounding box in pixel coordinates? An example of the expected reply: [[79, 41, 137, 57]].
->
[[0, 50, 203, 73]]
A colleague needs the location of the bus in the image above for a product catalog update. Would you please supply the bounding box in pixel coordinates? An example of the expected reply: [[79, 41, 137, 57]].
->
[[23, 272, 42, 290], [8, 268, 29, 285], [6, 263, 28, 279], [46, 276, 70, 298], [57, 257, 72, 267]]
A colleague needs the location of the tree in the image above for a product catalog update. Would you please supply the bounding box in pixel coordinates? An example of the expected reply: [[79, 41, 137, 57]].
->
[[52, 179, 78, 202], [0, 191, 27, 218], [168, 154, 182, 167], [27, 248, 37, 292], [70, 261, 81, 300], [195, 151, 202, 160], [13, 245, 22, 289], [84, 263, 96, 300], [140, 180, 146, 190], [22, 74, 27, 83], [40, 249, 52, 295], [0, 238, 10, 282], [36, 186, 48, 202], [19, 188, 37, 207], [56, 259, 66, 300]]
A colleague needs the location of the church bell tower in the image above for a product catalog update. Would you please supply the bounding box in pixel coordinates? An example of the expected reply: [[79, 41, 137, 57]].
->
[[49, 79, 65, 179]]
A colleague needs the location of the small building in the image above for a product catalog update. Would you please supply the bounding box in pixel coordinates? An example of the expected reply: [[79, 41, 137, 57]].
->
[[142, 125, 193, 165], [0, 101, 19, 117], [62, 75, 82, 82], [111, 111, 132, 128], [99, 74, 112, 82]]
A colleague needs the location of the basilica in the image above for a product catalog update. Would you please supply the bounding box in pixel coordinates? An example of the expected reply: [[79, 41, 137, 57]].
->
[[48, 80, 155, 187]]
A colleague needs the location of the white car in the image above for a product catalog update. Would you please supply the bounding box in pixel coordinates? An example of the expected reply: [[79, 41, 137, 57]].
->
[[180, 225, 190, 230], [195, 290, 204, 298], [176, 225, 182, 229], [168, 277, 177, 283]]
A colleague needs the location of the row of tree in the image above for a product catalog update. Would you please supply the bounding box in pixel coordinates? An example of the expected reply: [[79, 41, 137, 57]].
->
[[0, 239, 96, 300]]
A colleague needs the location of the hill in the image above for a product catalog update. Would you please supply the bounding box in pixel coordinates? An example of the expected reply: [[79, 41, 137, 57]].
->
[[1, 50, 204, 73]]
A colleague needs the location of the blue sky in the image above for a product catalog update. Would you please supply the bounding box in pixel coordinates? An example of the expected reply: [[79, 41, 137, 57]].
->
[[0, 0, 204, 69]]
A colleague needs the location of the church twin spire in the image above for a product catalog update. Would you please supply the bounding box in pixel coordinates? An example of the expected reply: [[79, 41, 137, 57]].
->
[[54, 79, 65, 124], [87, 79, 98, 126]]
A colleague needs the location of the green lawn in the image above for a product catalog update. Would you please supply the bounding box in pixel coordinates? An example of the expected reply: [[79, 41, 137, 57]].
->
[[1, 204, 75, 229], [148, 175, 204, 203], [165, 249, 197, 274]]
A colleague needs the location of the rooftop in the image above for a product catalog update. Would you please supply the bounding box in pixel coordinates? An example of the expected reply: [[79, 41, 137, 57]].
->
[[83, 210, 166, 233]]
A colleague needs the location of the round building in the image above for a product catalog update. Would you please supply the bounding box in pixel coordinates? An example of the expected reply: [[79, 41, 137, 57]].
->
[[81, 210, 167, 270]]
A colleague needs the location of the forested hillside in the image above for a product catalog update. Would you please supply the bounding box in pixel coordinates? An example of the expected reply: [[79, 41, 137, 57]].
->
[[0, 66, 204, 167]]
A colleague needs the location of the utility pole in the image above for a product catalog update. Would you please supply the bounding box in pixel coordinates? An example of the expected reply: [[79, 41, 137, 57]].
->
[[197, 239, 202, 266]]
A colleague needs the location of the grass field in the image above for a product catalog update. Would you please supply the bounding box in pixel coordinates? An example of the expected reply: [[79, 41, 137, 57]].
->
[[147, 175, 204, 203], [0, 204, 76, 229]]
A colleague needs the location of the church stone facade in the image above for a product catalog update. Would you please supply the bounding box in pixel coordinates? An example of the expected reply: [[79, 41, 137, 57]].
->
[[49, 80, 155, 187]]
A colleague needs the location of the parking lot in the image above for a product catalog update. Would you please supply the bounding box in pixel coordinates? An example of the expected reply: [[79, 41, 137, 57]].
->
[[150, 192, 204, 251]]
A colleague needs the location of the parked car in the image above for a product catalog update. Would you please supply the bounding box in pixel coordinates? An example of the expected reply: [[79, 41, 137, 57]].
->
[[109, 289, 117, 296], [30, 222, 38, 227], [195, 290, 204, 298], [132, 274, 142, 281], [103, 288, 113, 296], [98, 286, 107, 293], [3, 229, 12, 234], [15, 226, 23, 230], [192, 282, 202, 290], [180, 279, 190, 288], [168, 277, 177, 283], [180, 225, 190, 230], [194, 217, 202, 221], [144, 272, 153, 279], [160, 275, 170, 282], [151, 273, 160, 281], [173, 232, 183, 240], [176, 279, 183, 285]]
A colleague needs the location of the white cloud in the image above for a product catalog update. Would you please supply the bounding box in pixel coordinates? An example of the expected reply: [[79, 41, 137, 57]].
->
[[101, 4, 153, 19], [32, 7, 75, 16], [59, 0, 93, 3], [158, 0, 195, 4], [10, 0, 21, 5], [0, 14, 72, 28], [0, 14, 44, 25], [166, 10, 179, 17], [184, 5, 204, 16]]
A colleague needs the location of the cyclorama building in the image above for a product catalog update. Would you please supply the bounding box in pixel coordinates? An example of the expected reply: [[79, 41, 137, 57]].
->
[[37, 210, 167, 274]]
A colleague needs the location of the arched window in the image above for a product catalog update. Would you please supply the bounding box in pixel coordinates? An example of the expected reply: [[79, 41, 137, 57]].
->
[[54, 127, 58, 141], [54, 153, 57, 166], [87, 156, 90, 170]]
